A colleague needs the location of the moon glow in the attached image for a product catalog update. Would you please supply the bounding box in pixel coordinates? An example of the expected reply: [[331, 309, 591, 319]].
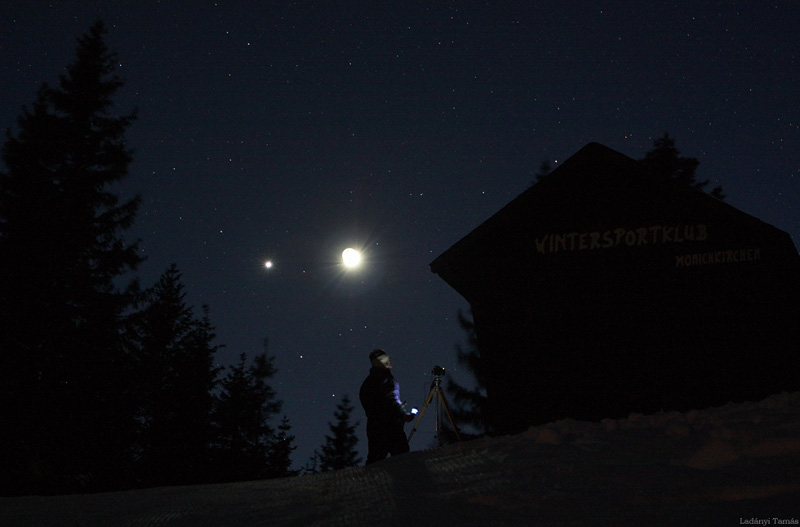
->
[[341, 248, 362, 268]]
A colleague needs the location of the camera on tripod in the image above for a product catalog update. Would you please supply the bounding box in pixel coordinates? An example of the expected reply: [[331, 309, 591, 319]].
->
[[408, 363, 460, 445]]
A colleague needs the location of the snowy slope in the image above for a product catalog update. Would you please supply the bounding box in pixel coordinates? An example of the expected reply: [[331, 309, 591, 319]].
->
[[2, 391, 799, 526]]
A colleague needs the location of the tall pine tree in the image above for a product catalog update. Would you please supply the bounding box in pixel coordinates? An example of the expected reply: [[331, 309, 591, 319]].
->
[[209, 345, 282, 482], [640, 132, 725, 199], [318, 395, 361, 471], [0, 21, 141, 494], [445, 309, 490, 438], [129, 264, 221, 486], [265, 415, 298, 478]]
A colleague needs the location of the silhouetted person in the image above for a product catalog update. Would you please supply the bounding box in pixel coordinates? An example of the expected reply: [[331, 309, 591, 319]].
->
[[359, 348, 414, 464]]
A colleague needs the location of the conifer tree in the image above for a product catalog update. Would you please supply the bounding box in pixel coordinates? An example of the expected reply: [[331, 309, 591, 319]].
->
[[302, 450, 322, 475], [210, 343, 282, 482], [641, 132, 725, 199], [318, 395, 361, 471], [532, 159, 553, 185], [130, 264, 221, 486], [265, 415, 299, 478], [445, 309, 490, 438], [0, 21, 141, 494]]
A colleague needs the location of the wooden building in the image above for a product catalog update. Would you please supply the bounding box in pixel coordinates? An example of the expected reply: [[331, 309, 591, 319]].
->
[[431, 143, 800, 434]]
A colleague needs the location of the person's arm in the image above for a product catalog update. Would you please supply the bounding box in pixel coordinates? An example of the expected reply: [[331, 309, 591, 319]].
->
[[379, 376, 408, 419], [387, 378, 414, 421]]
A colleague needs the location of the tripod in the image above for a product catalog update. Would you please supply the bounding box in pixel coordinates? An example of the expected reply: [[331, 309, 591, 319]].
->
[[407, 372, 461, 446]]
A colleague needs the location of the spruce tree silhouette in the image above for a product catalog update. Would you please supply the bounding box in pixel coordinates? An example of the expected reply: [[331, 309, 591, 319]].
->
[[0, 21, 141, 495], [266, 415, 299, 478], [318, 395, 362, 471], [129, 264, 221, 486], [209, 344, 282, 482], [445, 309, 490, 439], [641, 132, 725, 199]]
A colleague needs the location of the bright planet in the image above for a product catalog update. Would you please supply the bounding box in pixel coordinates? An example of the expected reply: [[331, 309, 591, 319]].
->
[[341, 248, 361, 268]]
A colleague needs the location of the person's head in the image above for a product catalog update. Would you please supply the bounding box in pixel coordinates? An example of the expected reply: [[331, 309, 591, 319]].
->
[[369, 348, 392, 369]]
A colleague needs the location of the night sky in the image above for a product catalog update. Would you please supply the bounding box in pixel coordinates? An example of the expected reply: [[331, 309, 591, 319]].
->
[[2, 1, 799, 468]]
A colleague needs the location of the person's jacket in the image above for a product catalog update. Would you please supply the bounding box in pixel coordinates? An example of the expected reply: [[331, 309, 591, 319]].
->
[[359, 367, 407, 428]]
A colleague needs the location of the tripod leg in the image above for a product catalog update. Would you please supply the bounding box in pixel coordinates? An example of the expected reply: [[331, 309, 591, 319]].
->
[[407, 384, 435, 443], [437, 390, 462, 442]]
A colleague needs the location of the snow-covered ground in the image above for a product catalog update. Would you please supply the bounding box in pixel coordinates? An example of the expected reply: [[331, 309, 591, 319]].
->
[[3, 391, 799, 526]]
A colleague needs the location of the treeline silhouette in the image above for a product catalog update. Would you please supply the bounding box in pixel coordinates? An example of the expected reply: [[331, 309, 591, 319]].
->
[[0, 22, 361, 496]]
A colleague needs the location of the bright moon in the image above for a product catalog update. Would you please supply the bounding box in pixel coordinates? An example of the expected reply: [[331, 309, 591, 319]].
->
[[342, 248, 361, 268], [264, 260, 273, 269]]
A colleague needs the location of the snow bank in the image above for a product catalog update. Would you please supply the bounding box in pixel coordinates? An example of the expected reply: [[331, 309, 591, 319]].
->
[[2, 392, 799, 526], [523, 391, 800, 471]]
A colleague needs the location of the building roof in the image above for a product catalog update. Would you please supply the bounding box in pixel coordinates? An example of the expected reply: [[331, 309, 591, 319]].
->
[[430, 142, 798, 304]]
